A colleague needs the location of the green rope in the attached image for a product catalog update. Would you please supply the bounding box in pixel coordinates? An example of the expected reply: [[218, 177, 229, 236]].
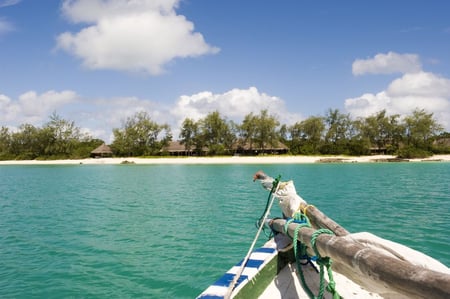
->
[[310, 229, 342, 299], [257, 175, 282, 239], [285, 212, 342, 299], [292, 222, 316, 299], [257, 175, 281, 226]]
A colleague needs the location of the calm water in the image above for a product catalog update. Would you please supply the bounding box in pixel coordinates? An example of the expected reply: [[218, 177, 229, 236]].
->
[[0, 162, 449, 298]]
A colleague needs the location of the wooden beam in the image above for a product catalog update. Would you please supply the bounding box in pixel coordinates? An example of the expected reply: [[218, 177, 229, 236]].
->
[[270, 218, 450, 299], [299, 203, 349, 236]]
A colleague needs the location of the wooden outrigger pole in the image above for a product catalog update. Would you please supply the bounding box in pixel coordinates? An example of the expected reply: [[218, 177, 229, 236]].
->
[[298, 203, 349, 236], [270, 216, 450, 299]]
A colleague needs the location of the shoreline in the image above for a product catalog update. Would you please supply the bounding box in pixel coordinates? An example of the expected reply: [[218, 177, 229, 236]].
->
[[1, 154, 449, 165]]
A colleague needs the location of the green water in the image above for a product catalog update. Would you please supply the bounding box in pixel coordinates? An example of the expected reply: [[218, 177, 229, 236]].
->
[[1, 163, 449, 298]]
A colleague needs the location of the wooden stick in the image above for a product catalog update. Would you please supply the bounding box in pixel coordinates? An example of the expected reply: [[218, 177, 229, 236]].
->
[[300, 203, 349, 236], [270, 218, 450, 299], [224, 182, 281, 299]]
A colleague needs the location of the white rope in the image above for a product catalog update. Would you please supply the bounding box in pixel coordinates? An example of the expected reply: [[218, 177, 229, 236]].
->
[[224, 181, 281, 299]]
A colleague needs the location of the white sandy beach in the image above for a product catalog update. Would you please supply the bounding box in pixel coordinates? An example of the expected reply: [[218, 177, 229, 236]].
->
[[1, 155, 449, 165]]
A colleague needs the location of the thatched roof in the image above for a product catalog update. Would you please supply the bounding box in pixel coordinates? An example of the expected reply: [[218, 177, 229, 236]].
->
[[91, 143, 112, 154], [233, 140, 288, 150], [164, 141, 189, 152], [163, 140, 288, 154], [163, 141, 208, 152]]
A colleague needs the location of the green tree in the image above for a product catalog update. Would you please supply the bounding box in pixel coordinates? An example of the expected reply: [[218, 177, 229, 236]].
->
[[278, 124, 289, 146], [400, 108, 443, 157], [44, 112, 83, 158], [253, 110, 280, 151], [224, 120, 239, 154], [179, 118, 198, 155], [0, 126, 13, 160], [432, 132, 450, 154], [287, 121, 303, 154], [356, 110, 403, 154], [238, 110, 281, 154], [322, 109, 352, 154], [299, 116, 325, 154], [9, 124, 44, 159], [158, 124, 172, 154], [73, 138, 104, 158], [240, 112, 258, 150], [358, 110, 402, 153], [111, 111, 171, 156], [199, 111, 232, 155], [387, 114, 405, 154]]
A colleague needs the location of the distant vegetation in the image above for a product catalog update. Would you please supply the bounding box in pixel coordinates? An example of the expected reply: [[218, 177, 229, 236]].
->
[[0, 112, 104, 160], [1, 108, 449, 160]]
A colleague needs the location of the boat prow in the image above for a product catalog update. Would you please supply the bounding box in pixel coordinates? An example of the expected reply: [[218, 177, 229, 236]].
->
[[198, 173, 450, 299], [197, 234, 386, 299], [197, 218, 450, 299]]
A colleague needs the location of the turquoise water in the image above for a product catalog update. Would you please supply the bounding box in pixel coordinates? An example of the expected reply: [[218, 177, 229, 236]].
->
[[0, 163, 449, 298]]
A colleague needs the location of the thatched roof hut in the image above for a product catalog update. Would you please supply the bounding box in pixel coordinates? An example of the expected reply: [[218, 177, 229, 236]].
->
[[232, 140, 289, 155], [162, 141, 207, 156], [164, 141, 189, 154], [90, 143, 113, 158]]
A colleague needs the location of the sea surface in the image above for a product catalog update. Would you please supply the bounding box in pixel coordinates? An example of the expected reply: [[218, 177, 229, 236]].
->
[[0, 162, 449, 298]]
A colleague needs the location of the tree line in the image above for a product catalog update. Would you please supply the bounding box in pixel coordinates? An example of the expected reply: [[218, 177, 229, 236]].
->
[[0, 108, 448, 160]]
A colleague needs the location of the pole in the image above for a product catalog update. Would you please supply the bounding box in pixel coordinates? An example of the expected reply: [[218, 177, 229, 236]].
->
[[223, 180, 281, 299]]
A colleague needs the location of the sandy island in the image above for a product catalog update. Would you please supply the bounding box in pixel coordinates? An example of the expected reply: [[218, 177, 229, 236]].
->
[[1, 155, 449, 165]]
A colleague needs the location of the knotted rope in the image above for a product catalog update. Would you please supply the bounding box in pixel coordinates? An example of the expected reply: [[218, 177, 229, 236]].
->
[[284, 211, 342, 299]]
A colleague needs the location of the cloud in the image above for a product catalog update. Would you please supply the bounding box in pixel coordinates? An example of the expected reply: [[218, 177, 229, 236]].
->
[[0, 1, 20, 37], [352, 51, 422, 75], [0, 90, 78, 126], [170, 86, 302, 136], [0, 0, 21, 8], [56, 0, 219, 74], [387, 72, 450, 98], [0, 17, 14, 36], [345, 72, 450, 130]]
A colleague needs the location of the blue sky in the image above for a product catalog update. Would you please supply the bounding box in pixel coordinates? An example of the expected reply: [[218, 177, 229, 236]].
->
[[1, 0, 450, 142]]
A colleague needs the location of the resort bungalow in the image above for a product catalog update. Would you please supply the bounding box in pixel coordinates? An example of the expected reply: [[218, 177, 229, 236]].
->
[[90, 144, 113, 158], [232, 140, 289, 155], [162, 141, 207, 156], [162, 140, 289, 156], [369, 146, 387, 155]]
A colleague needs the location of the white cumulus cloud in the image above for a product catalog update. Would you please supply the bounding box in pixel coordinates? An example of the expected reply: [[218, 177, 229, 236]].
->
[[56, 0, 219, 74], [352, 51, 422, 75], [345, 72, 450, 130], [0, 90, 78, 126], [170, 86, 302, 137]]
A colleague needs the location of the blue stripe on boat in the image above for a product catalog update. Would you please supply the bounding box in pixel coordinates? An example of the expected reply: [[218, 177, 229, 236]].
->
[[254, 247, 276, 253], [213, 272, 249, 287], [236, 258, 264, 268], [196, 241, 278, 299]]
